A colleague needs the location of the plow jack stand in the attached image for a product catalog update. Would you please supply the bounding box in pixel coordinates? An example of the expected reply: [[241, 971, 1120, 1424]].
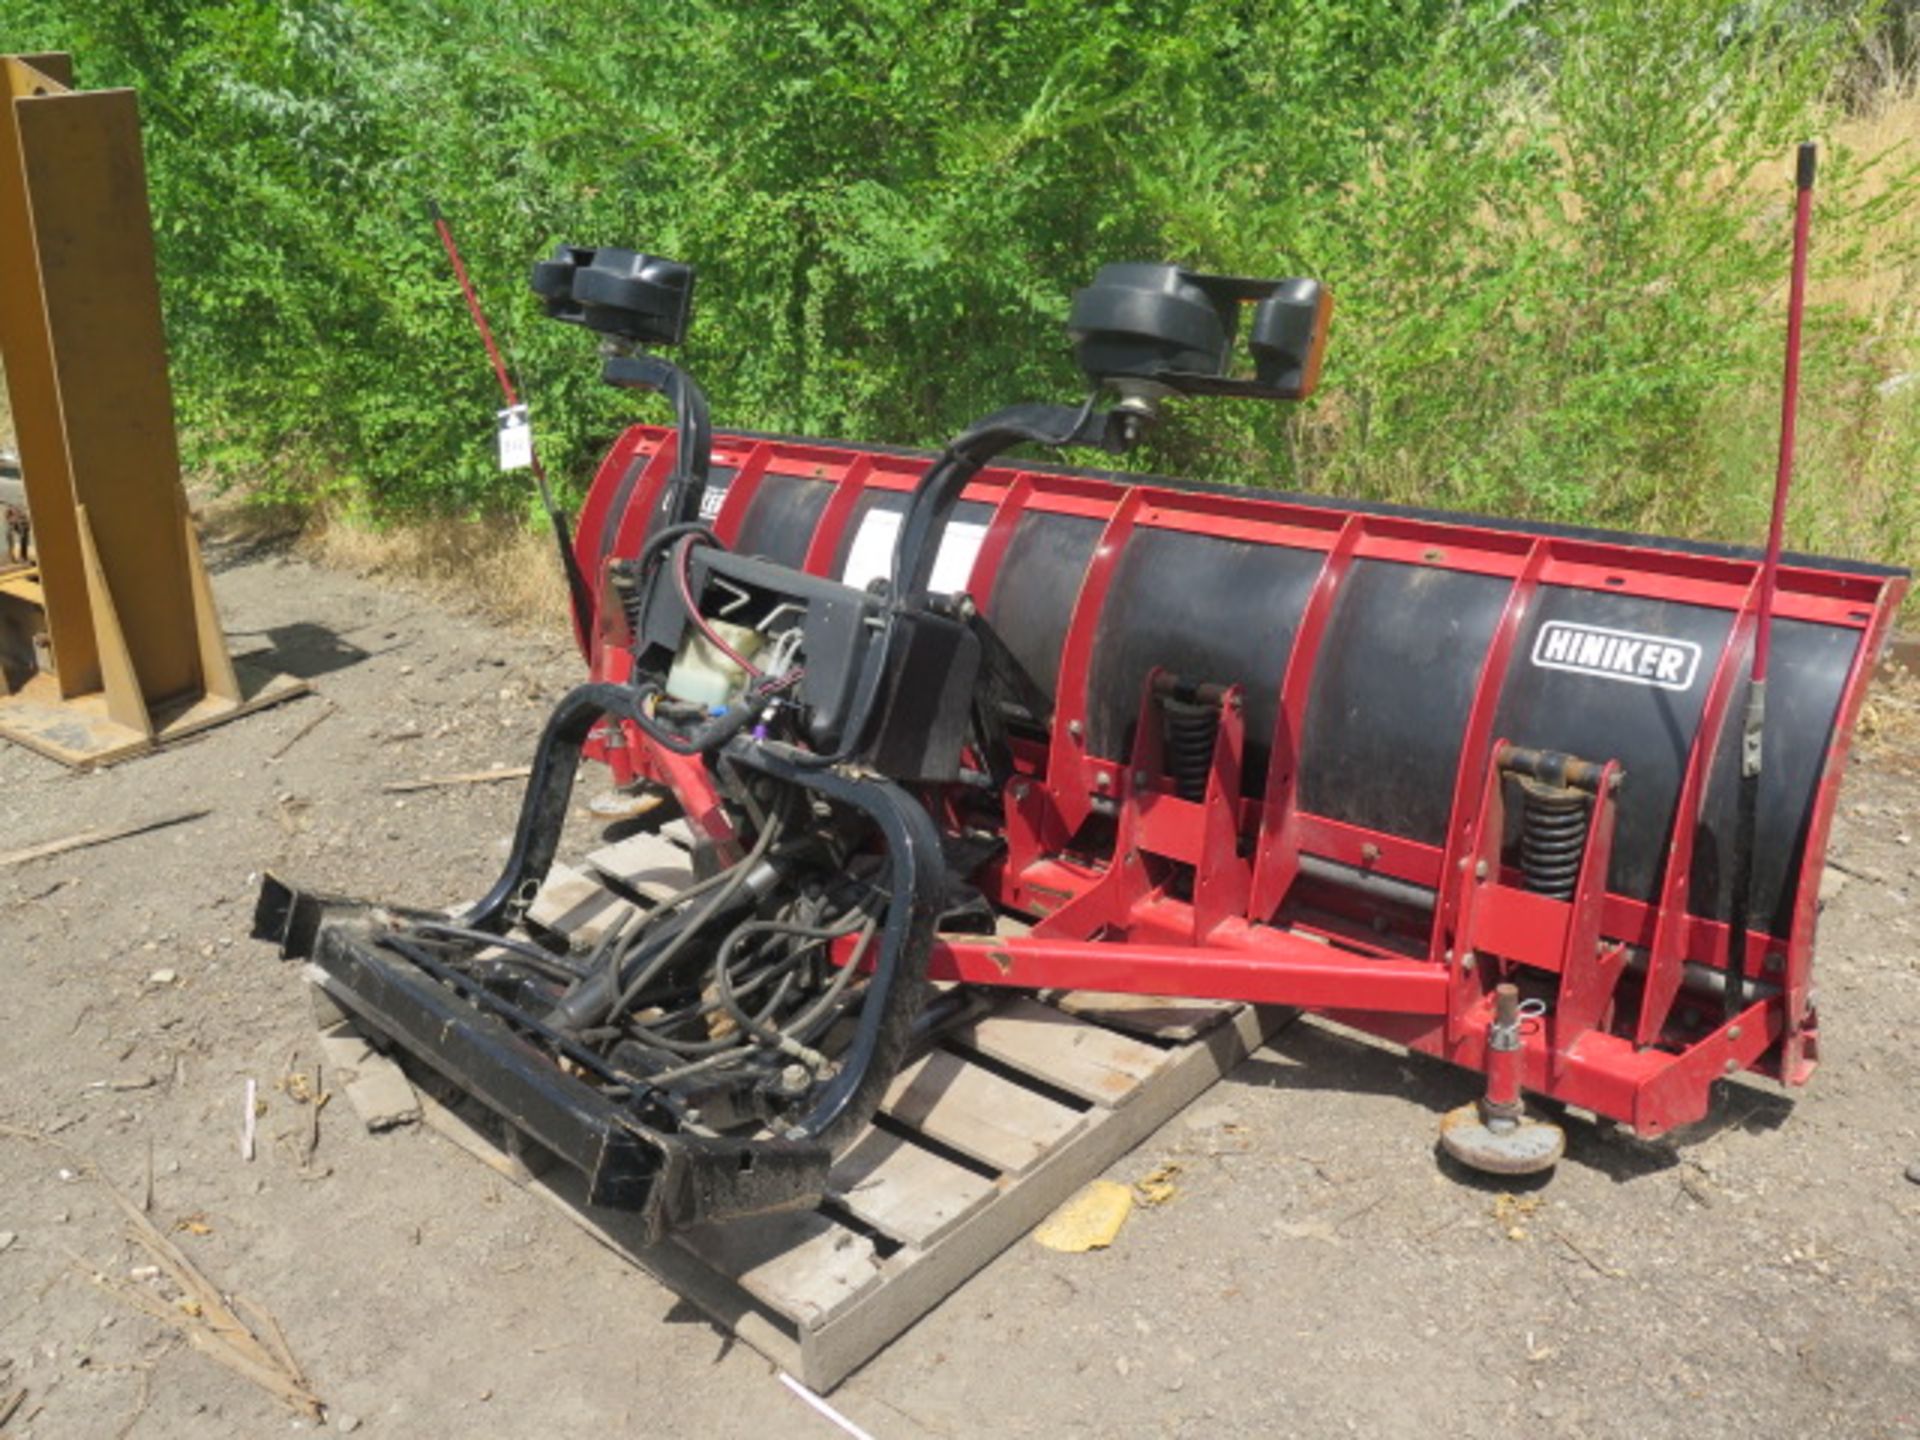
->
[[1439, 984, 1565, 1176]]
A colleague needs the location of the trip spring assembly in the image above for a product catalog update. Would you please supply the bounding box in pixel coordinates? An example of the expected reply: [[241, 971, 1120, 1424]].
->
[[1517, 776, 1592, 900], [1159, 693, 1220, 803]]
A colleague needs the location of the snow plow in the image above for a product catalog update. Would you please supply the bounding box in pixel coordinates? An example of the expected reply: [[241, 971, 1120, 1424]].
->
[[257, 200, 1907, 1235]]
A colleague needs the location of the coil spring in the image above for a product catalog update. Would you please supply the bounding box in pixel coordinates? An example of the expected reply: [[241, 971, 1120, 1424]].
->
[[1518, 778, 1591, 900], [1161, 697, 1219, 803]]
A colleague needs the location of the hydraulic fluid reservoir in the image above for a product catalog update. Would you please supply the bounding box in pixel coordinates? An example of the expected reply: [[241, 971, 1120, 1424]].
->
[[664, 620, 763, 708]]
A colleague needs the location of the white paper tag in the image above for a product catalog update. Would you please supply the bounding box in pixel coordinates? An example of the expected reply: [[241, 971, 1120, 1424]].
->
[[840, 510, 988, 596], [496, 404, 533, 471]]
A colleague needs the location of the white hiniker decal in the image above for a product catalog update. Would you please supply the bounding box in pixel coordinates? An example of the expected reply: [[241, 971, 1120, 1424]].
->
[[697, 483, 728, 520], [1530, 620, 1702, 692]]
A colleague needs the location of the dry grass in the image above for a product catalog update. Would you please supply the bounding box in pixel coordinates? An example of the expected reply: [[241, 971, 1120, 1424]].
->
[[199, 487, 577, 639], [1694, 91, 1920, 590], [1820, 91, 1920, 342], [295, 510, 576, 638]]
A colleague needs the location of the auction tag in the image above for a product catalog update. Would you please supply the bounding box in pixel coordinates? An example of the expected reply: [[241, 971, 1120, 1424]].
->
[[496, 404, 533, 471]]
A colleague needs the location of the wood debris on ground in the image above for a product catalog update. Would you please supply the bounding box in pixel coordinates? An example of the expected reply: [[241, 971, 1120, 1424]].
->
[[0, 1123, 322, 1418], [1133, 1162, 1182, 1207], [381, 765, 532, 794], [1492, 1190, 1546, 1241], [0, 810, 209, 870], [266, 701, 335, 761]]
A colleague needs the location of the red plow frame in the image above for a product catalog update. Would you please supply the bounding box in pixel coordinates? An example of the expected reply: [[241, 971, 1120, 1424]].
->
[[576, 424, 1904, 1141]]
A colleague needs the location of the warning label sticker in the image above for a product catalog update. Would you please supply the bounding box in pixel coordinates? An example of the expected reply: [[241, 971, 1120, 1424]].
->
[[1529, 621, 1702, 692]]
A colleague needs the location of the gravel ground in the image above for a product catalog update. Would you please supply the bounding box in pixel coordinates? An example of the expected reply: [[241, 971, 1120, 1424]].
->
[[2, 535, 1917, 1439]]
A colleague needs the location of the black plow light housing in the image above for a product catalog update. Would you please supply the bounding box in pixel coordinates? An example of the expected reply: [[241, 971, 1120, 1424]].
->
[[532, 244, 696, 348], [1068, 262, 1332, 401]]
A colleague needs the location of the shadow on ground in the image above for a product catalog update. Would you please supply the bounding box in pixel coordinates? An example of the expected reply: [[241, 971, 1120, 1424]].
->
[[1231, 1015, 1797, 1189], [228, 620, 374, 680]]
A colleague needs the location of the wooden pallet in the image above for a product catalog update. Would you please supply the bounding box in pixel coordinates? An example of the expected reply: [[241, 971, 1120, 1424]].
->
[[322, 826, 1288, 1393]]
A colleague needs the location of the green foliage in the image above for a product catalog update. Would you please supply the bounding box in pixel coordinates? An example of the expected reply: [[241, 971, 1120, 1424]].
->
[[0, 0, 1912, 575]]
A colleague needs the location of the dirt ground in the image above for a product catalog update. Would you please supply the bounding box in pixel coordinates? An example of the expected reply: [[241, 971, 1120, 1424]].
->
[[3, 533, 1918, 1440]]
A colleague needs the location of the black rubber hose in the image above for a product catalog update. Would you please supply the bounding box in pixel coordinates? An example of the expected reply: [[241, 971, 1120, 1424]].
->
[[400, 920, 587, 981], [545, 807, 785, 1035], [711, 912, 871, 1047]]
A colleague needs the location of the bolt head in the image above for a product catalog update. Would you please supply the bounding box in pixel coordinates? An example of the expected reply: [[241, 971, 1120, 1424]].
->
[[1461, 953, 1477, 973], [1133, 770, 1150, 788], [1095, 771, 1111, 791], [1728, 1025, 1742, 1041], [1474, 859, 1489, 881], [1724, 1058, 1739, 1075], [1068, 719, 1084, 739]]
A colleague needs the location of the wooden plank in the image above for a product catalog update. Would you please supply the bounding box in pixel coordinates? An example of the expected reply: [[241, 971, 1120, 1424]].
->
[[525, 862, 639, 943], [584, 830, 696, 902], [677, 1210, 883, 1328], [800, 1003, 1278, 1391], [881, 1048, 1084, 1175], [957, 995, 1169, 1107], [829, 1126, 996, 1249], [382, 767, 531, 794], [1044, 989, 1247, 1043], [0, 807, 206, 868], [0, 572, 43, 606], [316, 1021, 420, 1132]]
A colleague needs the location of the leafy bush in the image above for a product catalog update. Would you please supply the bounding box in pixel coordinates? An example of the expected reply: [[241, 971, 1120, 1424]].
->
[[0, 0, 1912, 578]]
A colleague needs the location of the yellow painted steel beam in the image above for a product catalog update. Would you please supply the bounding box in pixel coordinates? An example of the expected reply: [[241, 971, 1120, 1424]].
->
[[4, 56, 199, 701], [0, 54, 304, 766], [0, 55, 93, 694]]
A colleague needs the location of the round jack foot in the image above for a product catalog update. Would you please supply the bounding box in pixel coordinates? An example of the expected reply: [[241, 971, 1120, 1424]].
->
[[1438, 1100, 1565, 1176]]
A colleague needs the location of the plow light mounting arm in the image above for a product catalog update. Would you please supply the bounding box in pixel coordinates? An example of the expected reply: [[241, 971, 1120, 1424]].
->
[[533, 243, 712, 526], [891, 260, 1333, 605]]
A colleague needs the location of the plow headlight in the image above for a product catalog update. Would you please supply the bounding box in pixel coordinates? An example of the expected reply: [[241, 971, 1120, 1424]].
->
[[532, 244, 696, 348], [1249, 279, 1333, 399], [1068, 262, 1332, 401]]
